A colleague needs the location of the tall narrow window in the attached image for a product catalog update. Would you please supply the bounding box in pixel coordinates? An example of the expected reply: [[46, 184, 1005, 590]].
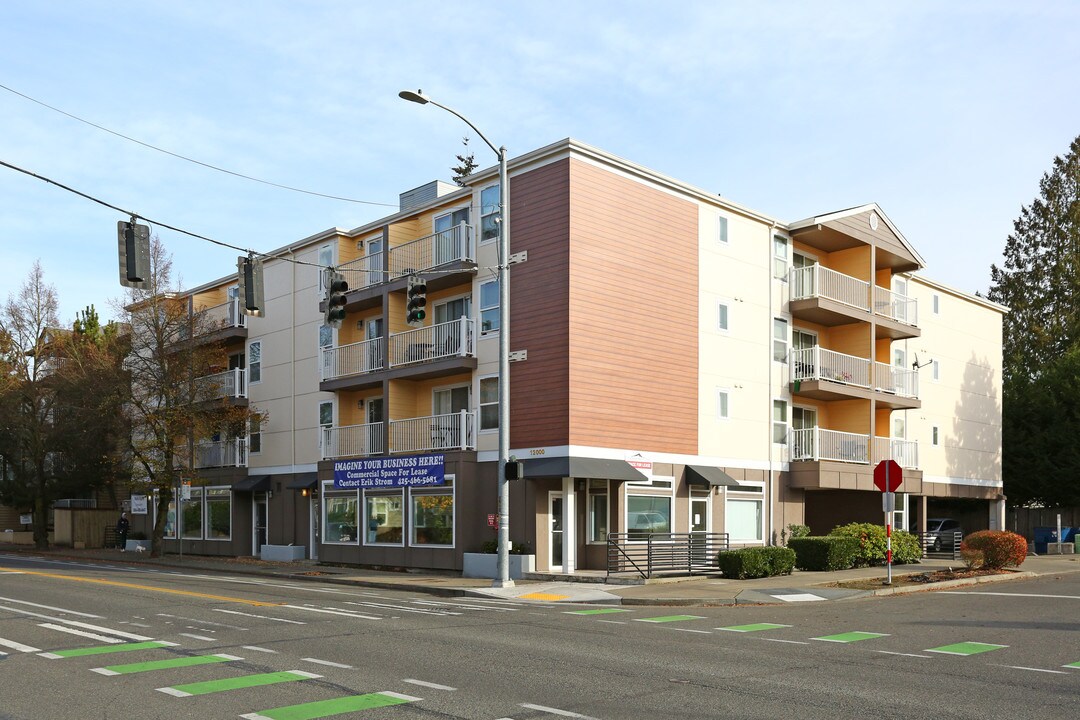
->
[[717, 301, 730, 332], [318, 401, 333, 452], [717, 215, 729, 244], [932, 426, 940, 446], [248, 341, 262, 384], [479, 375, 499, 431], [932, 294, 940, 315], [773, 400, 788, 444], [716, 388, 730, 420], [588, 479, 608, 543], [249, 416, 262, 454], [480, 280, 500, 333], [773, 235, 789, 279], [773, 318, 789, 362], [480, 185, 500, 242], [932, 359, 940, 381]]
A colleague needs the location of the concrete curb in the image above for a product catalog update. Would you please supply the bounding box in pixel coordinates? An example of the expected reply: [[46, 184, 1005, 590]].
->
[[855, 570, 1039, 597]]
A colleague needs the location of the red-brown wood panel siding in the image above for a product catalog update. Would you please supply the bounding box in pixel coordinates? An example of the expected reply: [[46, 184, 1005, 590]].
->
[[567, 159, 699, 453], [508, 159, 572, 448]]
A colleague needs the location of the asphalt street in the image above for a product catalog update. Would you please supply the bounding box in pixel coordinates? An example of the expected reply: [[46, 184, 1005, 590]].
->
[[1, 553, 1078, 719]]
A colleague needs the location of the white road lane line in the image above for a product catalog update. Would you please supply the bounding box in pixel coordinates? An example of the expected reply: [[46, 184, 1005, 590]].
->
[[0, 638, 40, 653], [38, 624, 122, 644], [60, 621, 152, 641], [940, 591, 1080, 600], [157, 613, 249, 630], [411, 600, 516, 612], [212, 609, 306, 625], [282, 605, 381, 621], [342, 601, 458, 616], [0, 596, 103, 618], [520, 703, 598, 719], [242, 646, 277, 654], [876, 651, 931, 658], [762, 639, 810, 645], [178, 633, 215, 641], [996, 664, 1068, 675], [665, 628, 712, 634], [402, 678, 457, 691], [302, 658, 353, 669], [381, 692, 423, 701], [596, 620, 627, 625]]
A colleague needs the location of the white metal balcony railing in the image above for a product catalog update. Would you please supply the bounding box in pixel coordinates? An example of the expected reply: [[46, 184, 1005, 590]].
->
[[790, 428, 919, 468], [337, 251, 385, 293], [194, 368, 247, 400], [198, 298, 246, 333], [872, 437, 919, 469], [873, 285, 918, 326], [194, 438, 248, 469], [391, 411, 475, 454], [388, 223, 475, 280], [390, 317, 474, 367], [872, 361, 919, 398], [321, 422, 384, 460], [789, 265, 871, 311], [790, 347, 871, 388], [321, 337, 385, 381]]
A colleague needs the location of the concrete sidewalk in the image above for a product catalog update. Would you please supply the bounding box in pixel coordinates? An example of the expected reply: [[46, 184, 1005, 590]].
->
[[3, 544, 1078, 606]]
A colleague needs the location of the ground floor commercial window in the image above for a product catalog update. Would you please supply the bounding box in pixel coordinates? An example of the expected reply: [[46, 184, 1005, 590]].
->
[[366, 493, 404, 545], [588, 479, 608, 543], [205, 488, 232, 540], [167, 486, 232, 541], [412, 489, 454, 546], [321, 478, 456, 549], [181, 488, 203, 539], [726, 495, 763, 542], [324, 493, 359, 544], [627, 494, 671, 539]]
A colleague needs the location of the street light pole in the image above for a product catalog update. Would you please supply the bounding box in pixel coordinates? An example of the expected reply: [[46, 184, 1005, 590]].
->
[[399, 90, 515, 588]]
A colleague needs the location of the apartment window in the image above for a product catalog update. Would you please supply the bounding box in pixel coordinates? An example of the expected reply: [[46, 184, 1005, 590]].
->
[[479, 375, 499, 431], [480, 279, 500, 333], [588, 479, 608, 543], [365, 492, 404, 545], [717, 301, 730, 332], [773, 400, 788, 444], [773, 318, 789, 362], [318, 244, 334, 292], [181, 487, 203, 539], [480, 184, 500, 242], [893, 416, 906, 439], [411, 484, 454, 546], [248, 341, 262, 384], [716, 388, 730, 420], [249, 416, 262, 454], [324, 491, 359, 544], [205, 488, 232, 540], [726, 497, 763, 541], [932, 359, 940, 381], [319, 324, 333, 349], [932, 294, 940, 315], [932, 426, 940, 446], [717, 215, 729, 245], [318, 401, 333, 451], [773, 235, 789, 279]]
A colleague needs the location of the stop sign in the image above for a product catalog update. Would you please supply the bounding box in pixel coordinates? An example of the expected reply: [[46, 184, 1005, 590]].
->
[[873, 460, 903, 492]]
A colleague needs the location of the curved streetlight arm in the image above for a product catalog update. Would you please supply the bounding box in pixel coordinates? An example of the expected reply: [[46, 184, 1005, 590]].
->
[[399, 90, 499, 158]]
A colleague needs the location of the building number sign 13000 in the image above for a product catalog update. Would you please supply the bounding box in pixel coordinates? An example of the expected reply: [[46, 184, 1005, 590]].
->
[[333, 454, 445, 489]]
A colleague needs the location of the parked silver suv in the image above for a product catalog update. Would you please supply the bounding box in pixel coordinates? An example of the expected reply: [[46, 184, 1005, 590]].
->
[[924, 518, 963, 552]]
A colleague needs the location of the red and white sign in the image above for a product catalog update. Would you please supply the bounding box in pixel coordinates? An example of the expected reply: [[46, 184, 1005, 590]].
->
[[487, 514, 498, 528], [873, 460, 903, 493]]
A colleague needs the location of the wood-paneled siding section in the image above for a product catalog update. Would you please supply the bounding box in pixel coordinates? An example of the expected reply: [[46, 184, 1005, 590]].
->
[[567, 159, 699, 453], [822, 211, 918, 268]]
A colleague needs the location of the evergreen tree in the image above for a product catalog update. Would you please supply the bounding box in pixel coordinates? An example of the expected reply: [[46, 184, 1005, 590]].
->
[[451, 136, 478, 186]]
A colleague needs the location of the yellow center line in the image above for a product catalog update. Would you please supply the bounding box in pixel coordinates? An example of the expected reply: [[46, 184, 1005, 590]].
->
[[0, 567, 284, 607]]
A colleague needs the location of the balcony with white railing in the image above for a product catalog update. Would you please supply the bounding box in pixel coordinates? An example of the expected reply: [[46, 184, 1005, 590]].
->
[[321, 337, 384, 382], [872, 285, 920, 339], [195, 298, 247, 341], [790, 265, 871, 312], [389, 411, 475, 454], [790, 346, 871, 397], [194, 438, 248, 469], [388, 223, 475, 280], [872, 436, 919, 469], [337, 252, 385, 294], [389, 318, 475, 367], [872, 361, 920, 408], [321, 422, 384, 460], [789, 427, 869, 464], [194, 368, 247, 402]]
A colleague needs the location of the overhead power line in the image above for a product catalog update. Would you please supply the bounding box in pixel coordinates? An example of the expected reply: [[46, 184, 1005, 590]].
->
[[0, 82, 397, 208]]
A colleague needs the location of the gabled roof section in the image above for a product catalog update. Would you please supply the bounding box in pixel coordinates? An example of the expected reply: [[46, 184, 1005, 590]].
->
[[789, 203, 926, 271]]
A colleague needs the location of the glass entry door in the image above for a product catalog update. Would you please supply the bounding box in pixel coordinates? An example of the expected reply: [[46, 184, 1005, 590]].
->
[[548, 492, 564, 570], [253, 493, 268, 556]]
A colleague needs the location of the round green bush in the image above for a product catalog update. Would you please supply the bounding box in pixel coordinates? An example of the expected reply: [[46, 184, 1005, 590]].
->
[[960, 530, 1027, 568], [828, 522, 921, 566]]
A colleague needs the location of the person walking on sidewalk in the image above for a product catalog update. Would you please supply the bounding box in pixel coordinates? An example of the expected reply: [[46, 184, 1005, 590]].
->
[[116, 512, 130, 551]]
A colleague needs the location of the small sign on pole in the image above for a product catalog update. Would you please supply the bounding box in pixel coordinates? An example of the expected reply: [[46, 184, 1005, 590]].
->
[[181, 481, 191, 501], [19, 514, 32, 526], [874, 460, 903, 586], [487, 513, 498, 529]]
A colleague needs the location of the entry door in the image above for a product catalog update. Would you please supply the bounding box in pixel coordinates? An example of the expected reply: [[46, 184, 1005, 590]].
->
[[432, 386, 469, 449], [366, 318, 383, 372], [366, 237, 384, 287], [433, 208, 469, 265], [791, 406, 818, 459], [548, 492, 564, 570], [690, 497, 710, 568], [366, 397, 384, 454], [253, 493, 268, 555]]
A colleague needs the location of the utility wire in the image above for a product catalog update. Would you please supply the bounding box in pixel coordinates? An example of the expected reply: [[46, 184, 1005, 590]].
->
[[0, 82, 397, 208]]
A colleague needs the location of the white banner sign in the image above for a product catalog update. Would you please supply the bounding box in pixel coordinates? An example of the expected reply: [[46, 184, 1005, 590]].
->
[[130, 494, 148, 515]]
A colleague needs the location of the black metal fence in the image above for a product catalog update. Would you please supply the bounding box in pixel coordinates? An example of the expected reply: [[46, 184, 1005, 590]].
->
[[607, 532, 729, 579], [914, 531, 963, 560]]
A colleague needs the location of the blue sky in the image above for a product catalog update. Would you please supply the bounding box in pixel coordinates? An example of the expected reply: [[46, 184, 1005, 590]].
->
[[2, 1, 1078, 323]]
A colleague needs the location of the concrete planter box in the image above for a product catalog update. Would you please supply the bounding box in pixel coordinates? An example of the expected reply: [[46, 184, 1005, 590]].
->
[[261, 544, 307, 561], [125, 539, 151, 552], [462, 552, 535, 579]]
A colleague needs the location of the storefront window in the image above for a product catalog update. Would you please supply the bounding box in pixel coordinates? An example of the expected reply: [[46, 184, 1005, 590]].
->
[[627, 495, 671, 540], [205, 488, 231, 540], [366, 493, 403, 545], [181, 488, 203, 539], [412, 493, 454, 546], [588, 479, 608, 543], [726, 497, 763, 541], [325, 494, 359, 543]]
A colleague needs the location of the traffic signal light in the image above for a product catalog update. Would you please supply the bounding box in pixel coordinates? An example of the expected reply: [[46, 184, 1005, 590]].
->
[[406, 275, 427, 326], [504, 460, 524, 480], [325, 270, 348, 328], [117, 218, 150, 288], [237, 254, 265, 318]]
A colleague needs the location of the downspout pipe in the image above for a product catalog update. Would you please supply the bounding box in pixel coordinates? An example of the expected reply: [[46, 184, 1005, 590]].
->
[[767, 221, 777, 545]]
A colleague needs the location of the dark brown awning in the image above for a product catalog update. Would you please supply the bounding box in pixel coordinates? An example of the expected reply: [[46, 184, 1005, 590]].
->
[[285, 472, 318, 490], [233, 475, 271, 492], [685, 465, 740, 488], [521, 457, 648, 482]]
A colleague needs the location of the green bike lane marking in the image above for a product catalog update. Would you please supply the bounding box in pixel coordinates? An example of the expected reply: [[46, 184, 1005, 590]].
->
[[926, 642, 1007, 656], [39, 641, 178, 659], [564, 608, 631, 616], [716, 623, 792, 633], [157, 670, 322, 698], [1064, 661, 1080, 669], [812, 632, 890, 644], [92, 653, 242, 676], [634, 615, 707, 624], [240, 691, 421, 720]]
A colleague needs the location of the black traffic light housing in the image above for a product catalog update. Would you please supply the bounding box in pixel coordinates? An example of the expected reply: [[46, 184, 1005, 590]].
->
[[237, 254, 265, 317], [117, 218, 150, 289], [406, 275, 427, 326], [504, 460, 524, 480], [325, 270, 348, 328]]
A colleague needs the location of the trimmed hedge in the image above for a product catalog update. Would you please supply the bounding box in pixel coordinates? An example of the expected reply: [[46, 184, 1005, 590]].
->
[[716, 546, 796, 579], [788, 536, 860, 571], [961, 530, 1027, 569], [829, 522, 922, 566]]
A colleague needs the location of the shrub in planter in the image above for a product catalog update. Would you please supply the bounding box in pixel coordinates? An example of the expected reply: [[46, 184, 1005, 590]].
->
[[960, 530, 1027, 569], [479, 539, 533, 555], [828, 523, 921, 566], [787, 536, 859, 571], [716, 546, 795, 579]]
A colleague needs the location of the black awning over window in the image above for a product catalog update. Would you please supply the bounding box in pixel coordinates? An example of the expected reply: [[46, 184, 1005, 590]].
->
[[685, 465, 740, 488]]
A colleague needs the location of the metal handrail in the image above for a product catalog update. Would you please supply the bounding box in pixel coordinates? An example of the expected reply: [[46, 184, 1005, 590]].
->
[[389, 223, 475, 280], [789, 265, 871, 311], [874, 285, 918, 326], [607, 532, 730, 578]]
